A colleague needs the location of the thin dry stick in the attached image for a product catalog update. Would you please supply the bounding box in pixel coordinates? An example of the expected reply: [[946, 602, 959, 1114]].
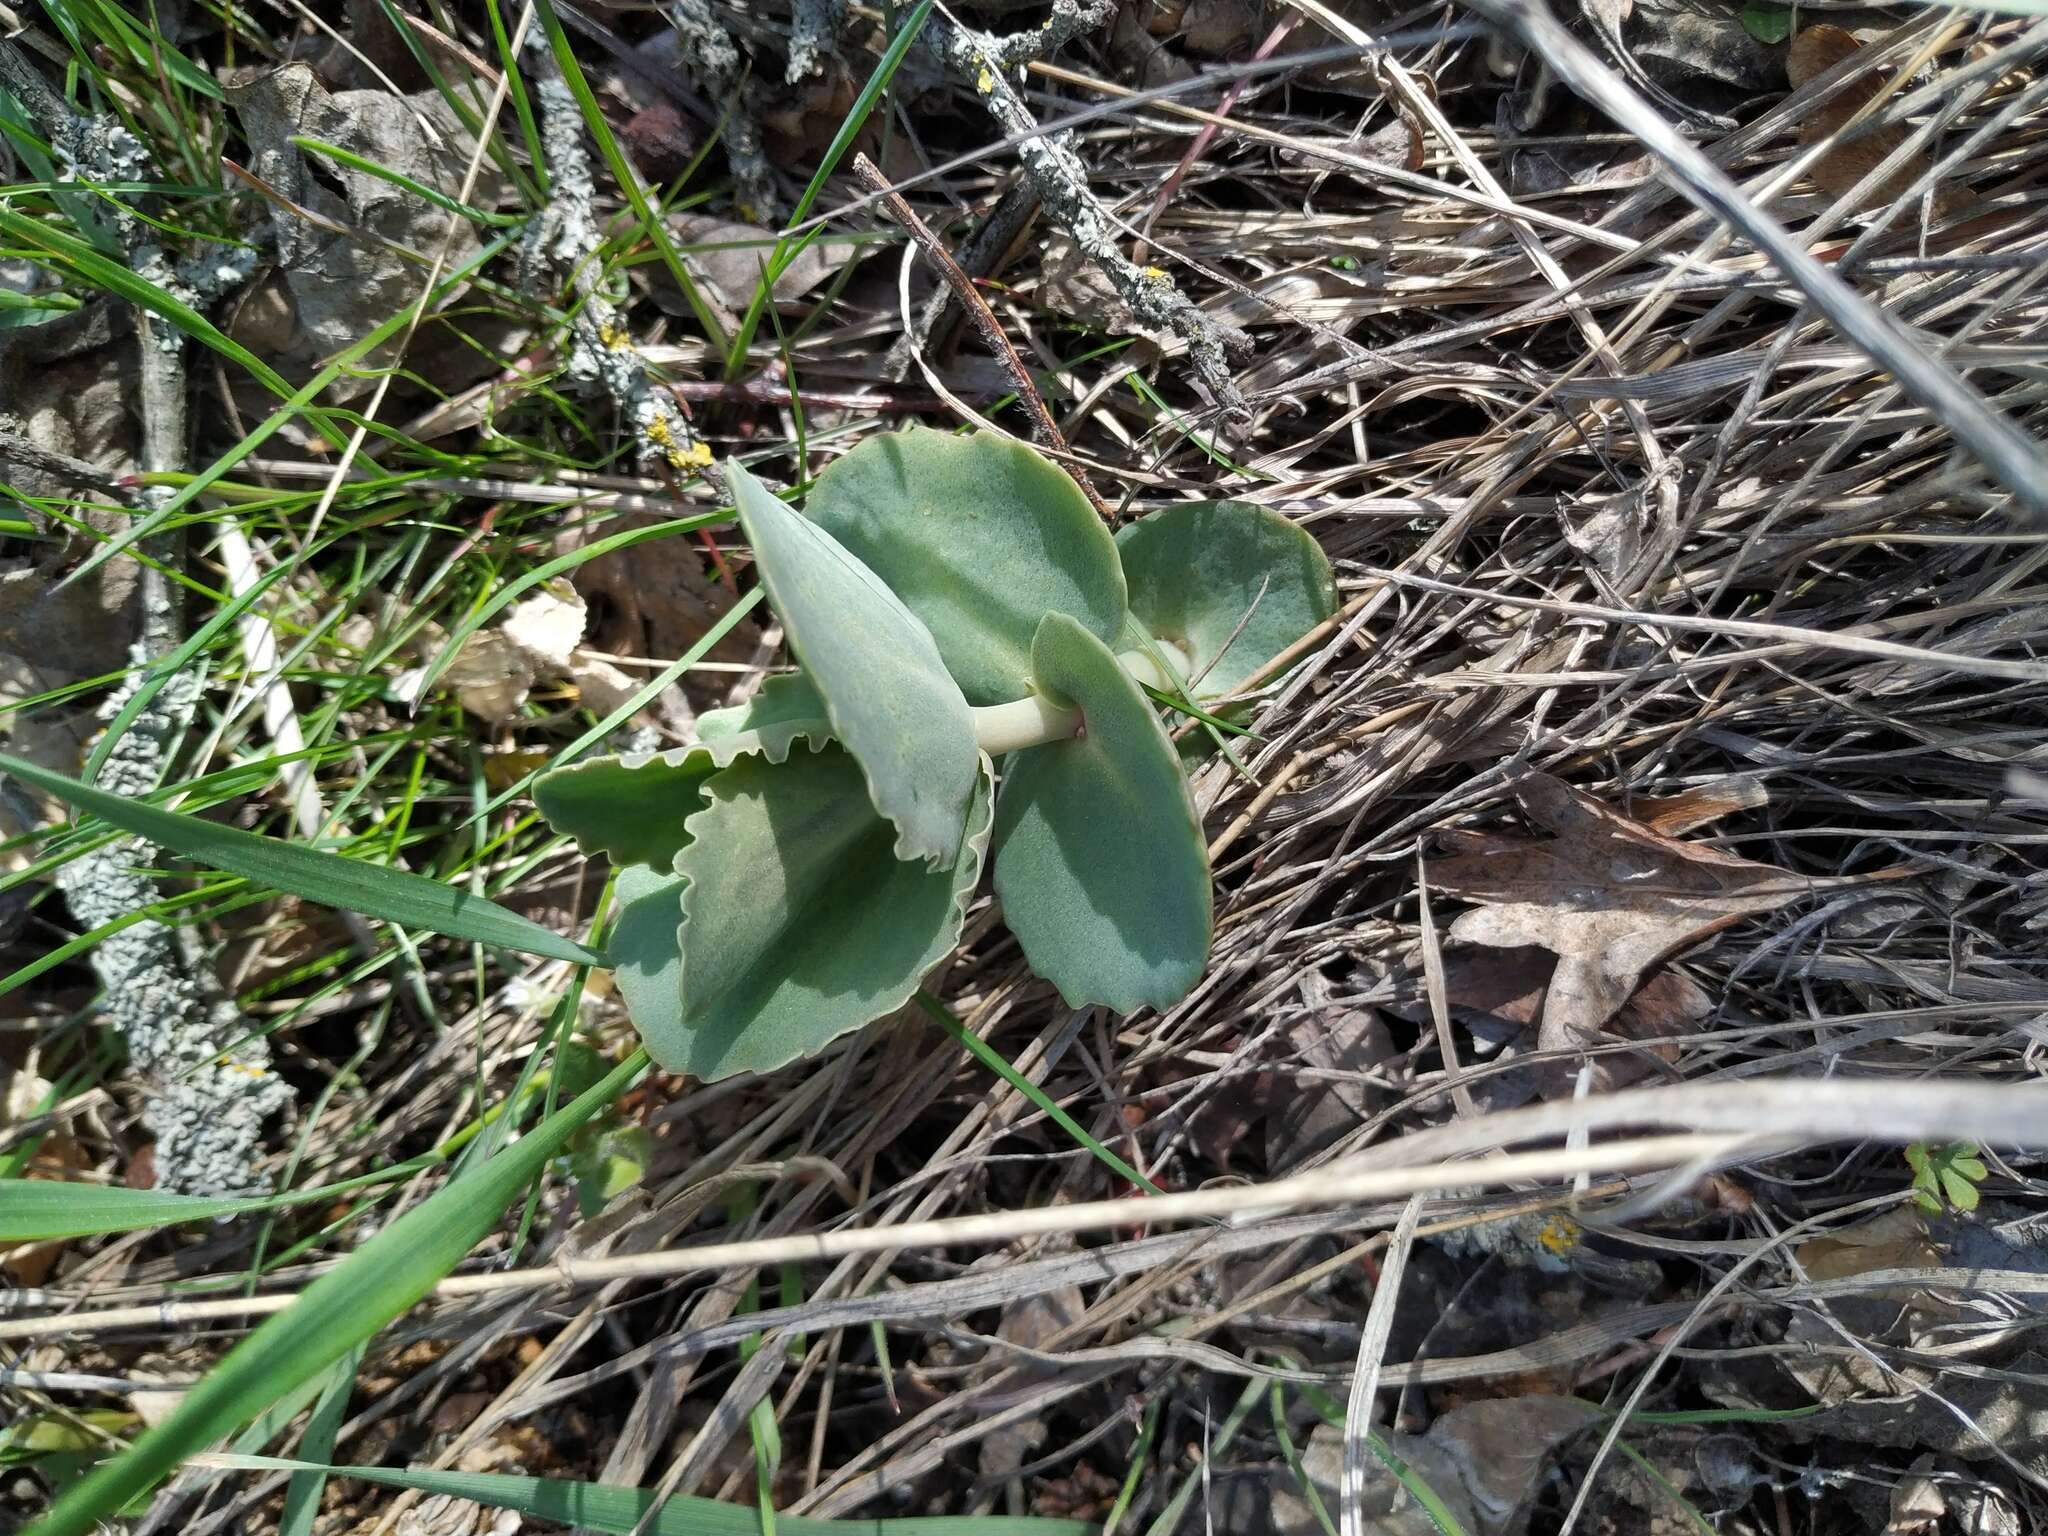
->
[[16, 1072, 2048, 1343], [1460, 0, 2048, 516], [851, 152, 1112, 519], [1, 1134, 1740, 1343], [1342, 1195, 1424, 1536]]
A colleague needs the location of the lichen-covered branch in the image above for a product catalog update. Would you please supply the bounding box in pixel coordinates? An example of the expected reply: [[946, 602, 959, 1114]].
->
[[662, 0, 777, 221], [522, 42, 708, 475], [926, 0, 1252, 416], [0, 40, 287, 1196], [786, 0, 848, 84]]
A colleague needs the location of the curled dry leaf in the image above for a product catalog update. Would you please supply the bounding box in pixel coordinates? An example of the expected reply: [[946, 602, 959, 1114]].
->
[[1431, 774, 1899, 1057], [393, 581, 642, 723], [224, 64, 512, 393]]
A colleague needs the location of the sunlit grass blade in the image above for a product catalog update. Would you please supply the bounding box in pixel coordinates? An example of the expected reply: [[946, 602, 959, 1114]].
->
[[63, 233, 515, 588], [0, 750, 603, 965], [406, 511, 722, 701], [534, 0, 730, 352], [0, 209, 298, 401], [25, 1048, 650, 1536], [723, 0, 932, 375], [288, 136, 523, 225], [186, 1454, 1097, 1534], [914, 990, 1164, 1197]]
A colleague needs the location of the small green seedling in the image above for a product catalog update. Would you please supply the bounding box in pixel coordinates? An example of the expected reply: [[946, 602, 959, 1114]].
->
[[533, 427, 1335, 1080], [1905, 1140, 1986, 1214]]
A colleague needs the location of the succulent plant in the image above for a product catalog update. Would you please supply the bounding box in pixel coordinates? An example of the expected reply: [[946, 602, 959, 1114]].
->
[[534, 428, 1335, 1079]]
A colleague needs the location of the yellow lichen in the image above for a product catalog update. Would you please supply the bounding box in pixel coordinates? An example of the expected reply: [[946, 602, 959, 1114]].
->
[[598, 319, 632, 351], [976, 67, 994, 93], [1536, 1216, 1580, 1256]]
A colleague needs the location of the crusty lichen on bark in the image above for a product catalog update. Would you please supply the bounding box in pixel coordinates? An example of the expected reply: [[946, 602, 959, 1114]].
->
[[663, 0, 778, 222], [522, 44, 709, 474], [0, 40, 290, 1196], [924, 0, 1252, 417]]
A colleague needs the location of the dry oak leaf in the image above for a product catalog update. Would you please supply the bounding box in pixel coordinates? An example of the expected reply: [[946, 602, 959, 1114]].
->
[[1431, 774, 1897, 1055]]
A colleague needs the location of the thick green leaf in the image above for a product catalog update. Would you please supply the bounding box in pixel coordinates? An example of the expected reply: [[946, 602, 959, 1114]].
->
[[27, 1049, 650, 1536], [697, 672, 828, 742], [193, 1454, 1093, 1534], [994, 615, 1211, 1013], [1115, 500, 1335, 699], [605, 866, 687, 1060], [802, 428, 1127, 705], [534, 710, 828, 872], [727, 460, 980, 870], [0, 750, 601, 966], [657, 743, 995, 1079]]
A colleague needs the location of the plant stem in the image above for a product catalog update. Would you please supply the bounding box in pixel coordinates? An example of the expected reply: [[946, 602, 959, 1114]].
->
[[971, 694, 1081, 754]]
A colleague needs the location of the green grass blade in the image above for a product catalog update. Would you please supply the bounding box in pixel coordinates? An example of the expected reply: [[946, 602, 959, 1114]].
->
[[723, 0, 932, 376], [185, 1454, 1097, 1534], [63, 232, 517, 588], [534, 0, 730, 353], [913, 991, 1164, 1197], [0, 750, 603, 965], [288, 136, 522, 225], [0, 1182, 287, 1243], [407, 510, 720, 700], [83, 552, 296, 781], [24, 1048, 651, 1536], [0, 209, 297, 401]]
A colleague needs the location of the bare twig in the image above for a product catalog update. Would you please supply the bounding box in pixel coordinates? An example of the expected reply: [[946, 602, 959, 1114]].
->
[[852, 152, 1110, 517]]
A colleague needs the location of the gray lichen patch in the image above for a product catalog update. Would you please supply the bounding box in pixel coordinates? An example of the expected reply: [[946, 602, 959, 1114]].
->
[[786, 0, 848, 84], [924, 2, 1252, 418], [665, 0, 778, 222], [54, 667, 293, 1199], [522, 53, 708, 474]]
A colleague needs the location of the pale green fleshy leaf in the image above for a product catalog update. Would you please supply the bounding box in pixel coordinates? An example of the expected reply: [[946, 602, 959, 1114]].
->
[[727, 459, 979, 869], [1115, 500, 1335, 699], [659, 744, 995, 1080], [994, 614, 1211, 1013], [697, 671, 826, 742], [532, 709, 827, 873], [605, 866, 688, 1060], [802, 427, 1126, 705]]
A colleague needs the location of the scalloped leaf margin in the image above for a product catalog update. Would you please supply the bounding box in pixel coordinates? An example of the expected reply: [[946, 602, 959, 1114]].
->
[[532, 704, 828, 873], [642, 742, 996, 1080]]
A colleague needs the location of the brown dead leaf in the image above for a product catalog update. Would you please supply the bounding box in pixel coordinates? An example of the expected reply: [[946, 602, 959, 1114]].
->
[[1795, 1205, 1941, 1283], [224, 64, 512, 395], [1391, 945, 1711, 1091], [568, 516, 760, 671], [1432, 775, 1891, 1056], [1267, 1006, 1395, 1170], [1786, 26, 1978, 221], [1630, 776, 1767, 837]]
